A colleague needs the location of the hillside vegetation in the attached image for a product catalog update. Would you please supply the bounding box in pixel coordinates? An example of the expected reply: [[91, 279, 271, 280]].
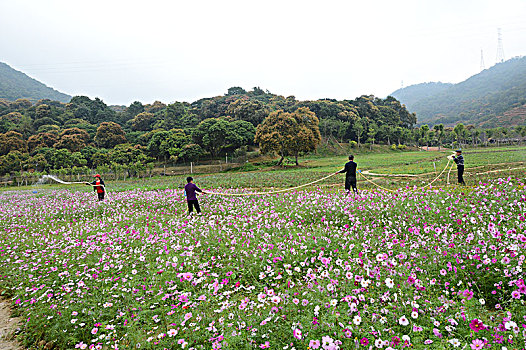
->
[[390, 82, 452, 111], [0, 62, 71, 103], [391, 56, 526, 127]]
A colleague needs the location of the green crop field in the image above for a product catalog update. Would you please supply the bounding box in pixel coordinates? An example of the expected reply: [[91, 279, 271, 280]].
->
[[5, 145, 524, 194]]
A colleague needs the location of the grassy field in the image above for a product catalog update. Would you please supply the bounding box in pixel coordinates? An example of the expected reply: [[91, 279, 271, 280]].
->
[[0, 146, 525, 349], [4, 145, 525, 194]]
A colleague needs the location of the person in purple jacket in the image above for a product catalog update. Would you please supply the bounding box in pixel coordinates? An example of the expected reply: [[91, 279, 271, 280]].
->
[[184, 176, 206, 214]]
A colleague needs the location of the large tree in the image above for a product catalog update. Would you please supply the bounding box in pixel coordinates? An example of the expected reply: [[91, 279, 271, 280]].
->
[[147, 129, 191, 161], [54, 134, 87, 152], [95, 122, 127, 148], [0, 131, 27, 155], [255, 107, 321, 165], [192, 118, 232, 157], [131, 112, 156, 131], [226, 99, 269, 126], [27, 132, 58, 152]]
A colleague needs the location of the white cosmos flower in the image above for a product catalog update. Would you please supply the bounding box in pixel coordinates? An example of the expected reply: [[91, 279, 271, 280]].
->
[[270, 296, 281, 304], [399, 315, 409, 326], [448, 339, 460, 347], [353, 315, 362, 325], [385, 278, 394, 288], [349, 302, 358, 312], [504, 321, 517, 330], [411, 311, 418, 319]]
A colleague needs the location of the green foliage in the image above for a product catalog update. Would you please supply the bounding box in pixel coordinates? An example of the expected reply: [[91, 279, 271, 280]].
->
[[125, 101, 144, 119], [70, 96, 117, 125], [51, 148, 74, 169], [178, 143, 204, 162], [155, 102, 197, 130], [192, 117, 252, 157], [0, 150, 26, 174], [226, 98, 269, 126], [147, 129, 191, 161], [106, 144, 154, 173], [130, 112, 156, 131]]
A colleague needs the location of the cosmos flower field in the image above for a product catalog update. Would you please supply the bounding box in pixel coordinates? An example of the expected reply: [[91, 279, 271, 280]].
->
[[0, 176, 525, 349]]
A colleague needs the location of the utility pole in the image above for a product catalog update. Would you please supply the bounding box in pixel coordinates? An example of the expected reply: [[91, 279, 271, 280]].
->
[[496, 28, 505, 63], [480, 49, 485, 71]]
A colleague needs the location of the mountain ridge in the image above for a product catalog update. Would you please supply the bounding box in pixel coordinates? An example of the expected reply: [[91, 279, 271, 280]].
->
[[391, 56, 526, 127], [0, 62, 71, 103]]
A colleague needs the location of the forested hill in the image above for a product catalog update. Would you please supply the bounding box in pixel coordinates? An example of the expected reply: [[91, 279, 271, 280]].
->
[[0, 62, 71, 103], [391, 56, 526, 127], [390, 82, 452, 112]]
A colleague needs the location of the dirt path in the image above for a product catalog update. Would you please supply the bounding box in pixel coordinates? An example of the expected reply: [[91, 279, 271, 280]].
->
[[0, 300, 22, 350]]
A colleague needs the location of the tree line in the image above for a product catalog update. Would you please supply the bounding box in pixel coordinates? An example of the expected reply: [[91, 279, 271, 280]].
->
[[1, 86, 521, 178]]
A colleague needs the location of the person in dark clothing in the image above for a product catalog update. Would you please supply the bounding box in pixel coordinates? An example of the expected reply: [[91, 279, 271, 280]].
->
[[184, 177, 206, 214], [336, 155, 358, 194], [452, 150, 466, 185], [86, 174, 105, 201]]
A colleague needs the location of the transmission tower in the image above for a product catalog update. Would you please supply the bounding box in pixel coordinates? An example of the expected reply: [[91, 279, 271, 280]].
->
[[480, 49, 485, 71], [496, 28, 505, 63]]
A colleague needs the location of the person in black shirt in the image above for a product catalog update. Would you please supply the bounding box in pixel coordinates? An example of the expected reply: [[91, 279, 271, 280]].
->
[[336, 155, 358, 194], [452, 150, 465, 185]]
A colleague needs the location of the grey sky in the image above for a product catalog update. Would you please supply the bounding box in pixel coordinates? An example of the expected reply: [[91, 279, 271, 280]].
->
[[1, 0, 526, 106]]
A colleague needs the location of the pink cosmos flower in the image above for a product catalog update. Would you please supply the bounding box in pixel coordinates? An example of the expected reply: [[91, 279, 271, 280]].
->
[[469, 319, 485, 332], [293, 328, 302, 339], [309, 340, 320, 349], [463, 289, 474, 300], [470, 339, 484, 349]]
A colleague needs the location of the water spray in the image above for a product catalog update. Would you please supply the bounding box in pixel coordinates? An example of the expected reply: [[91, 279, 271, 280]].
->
[[35, 175, 108, 198]]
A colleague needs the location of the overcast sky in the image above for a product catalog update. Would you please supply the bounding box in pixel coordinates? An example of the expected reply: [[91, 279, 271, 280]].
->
[[1, 0, 526, 106]]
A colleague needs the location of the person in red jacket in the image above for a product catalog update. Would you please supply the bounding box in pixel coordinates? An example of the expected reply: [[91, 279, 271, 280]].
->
[[86, 174, 105, 201]]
